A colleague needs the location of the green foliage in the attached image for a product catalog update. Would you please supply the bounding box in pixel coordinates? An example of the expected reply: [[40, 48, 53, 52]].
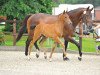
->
[[0, 0, 54, 20], [0, 0, 55, 32], [3, 24, 13, 32]]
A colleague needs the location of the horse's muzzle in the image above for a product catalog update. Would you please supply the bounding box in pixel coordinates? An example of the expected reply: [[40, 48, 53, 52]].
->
[[68, 21, 72, 26]]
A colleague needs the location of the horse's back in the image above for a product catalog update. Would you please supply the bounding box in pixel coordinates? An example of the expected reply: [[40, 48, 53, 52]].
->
[[29, 13, 58, 24]]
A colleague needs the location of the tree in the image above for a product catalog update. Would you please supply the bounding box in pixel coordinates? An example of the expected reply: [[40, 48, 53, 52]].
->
[[0, 0, 9, 9], [0, 0, 54, 20], [0, 0, 55, 32]]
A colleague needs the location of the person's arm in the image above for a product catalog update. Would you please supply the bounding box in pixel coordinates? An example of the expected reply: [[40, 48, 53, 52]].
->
[[93, 25, 100, 30], [89, 25, 100, 33]]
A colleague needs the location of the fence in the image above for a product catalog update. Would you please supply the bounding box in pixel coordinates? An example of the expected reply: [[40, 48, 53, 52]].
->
[[0, 18, 22, 46]]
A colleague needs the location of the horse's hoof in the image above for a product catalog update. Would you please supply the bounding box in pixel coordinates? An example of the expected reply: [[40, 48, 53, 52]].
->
[[49, 58, 52, 62], [36, 53, 39, 58], [44, 55, 47, 59], [78, 57, 82, 61], [63, 57, 70, 61]]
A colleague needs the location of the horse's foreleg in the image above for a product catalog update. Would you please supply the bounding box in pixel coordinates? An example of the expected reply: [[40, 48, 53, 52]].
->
[[49, 42, 57, 62], [67, 36, 82, 61], [64, 40, 68, 51], [63, 40, 69, 61]]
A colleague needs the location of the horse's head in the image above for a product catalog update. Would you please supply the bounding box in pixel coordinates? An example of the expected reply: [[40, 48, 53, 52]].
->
[[59, 10, 72, 25], [82, 6, 93, 30]]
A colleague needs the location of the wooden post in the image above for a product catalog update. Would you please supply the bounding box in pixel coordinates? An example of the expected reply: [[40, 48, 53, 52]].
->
[[13, 18, 16, 46], [79, 21, 83, 50]]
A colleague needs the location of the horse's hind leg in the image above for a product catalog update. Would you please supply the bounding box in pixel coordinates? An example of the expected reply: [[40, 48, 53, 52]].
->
[[35, 40, 40, 58], [25, 36, 31, 56], [25, 36, 40, 57], [28, 30, 41, 60], [39, 37, 48, 59], [30, 26, 40, 58]]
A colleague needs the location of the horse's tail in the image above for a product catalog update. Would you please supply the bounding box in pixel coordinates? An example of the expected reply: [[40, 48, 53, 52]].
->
[[16, 15, 31, 42]]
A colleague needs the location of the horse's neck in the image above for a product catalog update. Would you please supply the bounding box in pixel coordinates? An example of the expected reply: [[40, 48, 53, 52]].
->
[[69, 10, 83, 28], [53, 19, 65, 36], [57, 19, 65, 29]]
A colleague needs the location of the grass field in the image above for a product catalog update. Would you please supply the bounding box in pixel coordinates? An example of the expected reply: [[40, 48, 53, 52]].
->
[[1, 34, 100, 53]]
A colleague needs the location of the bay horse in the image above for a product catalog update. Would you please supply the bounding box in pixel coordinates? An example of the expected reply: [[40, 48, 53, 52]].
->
[[16, 7, 93, 61], [28, 11, 72, 61]]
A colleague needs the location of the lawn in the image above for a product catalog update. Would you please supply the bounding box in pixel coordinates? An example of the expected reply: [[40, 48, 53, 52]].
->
[[1, 34, 100, 53], [3, 34, 27, 46]]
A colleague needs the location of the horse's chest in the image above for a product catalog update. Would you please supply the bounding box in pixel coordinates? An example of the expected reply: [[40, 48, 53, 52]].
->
[[63, 26, 74, 37]]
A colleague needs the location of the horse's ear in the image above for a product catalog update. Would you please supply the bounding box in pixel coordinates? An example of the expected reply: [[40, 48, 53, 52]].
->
[[86, 6, 90, 11], [63, 10, 66, 14], [90, 7, 93, 11], [66, 10, 68, 13]]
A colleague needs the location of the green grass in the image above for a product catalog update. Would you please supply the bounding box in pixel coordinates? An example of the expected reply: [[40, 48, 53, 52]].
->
[[68, 38, 96, 52], [4, 35, 27, 46], [1, 34, 100, 52]]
